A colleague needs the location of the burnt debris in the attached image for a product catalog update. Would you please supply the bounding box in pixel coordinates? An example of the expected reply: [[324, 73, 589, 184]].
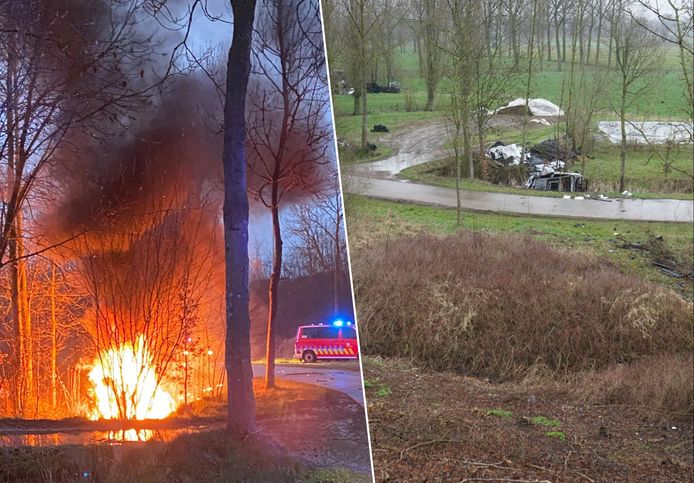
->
[[485, 138, 587, 192]]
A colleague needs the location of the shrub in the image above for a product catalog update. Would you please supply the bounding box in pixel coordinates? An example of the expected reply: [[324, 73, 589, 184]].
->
[[571, 352, 694, 416], [353, 232, 693, 381]]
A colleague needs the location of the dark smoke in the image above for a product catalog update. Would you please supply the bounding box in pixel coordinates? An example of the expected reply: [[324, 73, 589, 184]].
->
[[46, 76, 223, 249]]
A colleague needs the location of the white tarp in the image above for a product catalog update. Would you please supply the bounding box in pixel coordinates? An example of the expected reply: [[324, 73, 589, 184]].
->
[[597, 121, 693, 144], [496, 98, 565, 117], [488, 143, 523, 164]]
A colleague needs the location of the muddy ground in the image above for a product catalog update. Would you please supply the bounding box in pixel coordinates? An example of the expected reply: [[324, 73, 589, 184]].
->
[[364, 357, 693, 482]]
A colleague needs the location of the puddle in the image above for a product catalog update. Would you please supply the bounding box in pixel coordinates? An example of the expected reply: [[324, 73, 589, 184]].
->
[[0, 424, 222, 447]]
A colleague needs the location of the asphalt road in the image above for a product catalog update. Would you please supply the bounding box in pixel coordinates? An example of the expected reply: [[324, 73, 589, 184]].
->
[[252, 364, 365, 405], [346, 121, 694, 223]]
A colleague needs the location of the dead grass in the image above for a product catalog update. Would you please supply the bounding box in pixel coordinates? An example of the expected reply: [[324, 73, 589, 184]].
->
[[353, 231, 693, 387], [0, 431, 304, 483], [363, 357, 694, 482], [571, 353, 694, 415]]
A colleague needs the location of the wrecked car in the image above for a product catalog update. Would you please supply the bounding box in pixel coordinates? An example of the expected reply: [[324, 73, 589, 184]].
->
[[523, 172, 587, 192], [366, 81, 401, 93]]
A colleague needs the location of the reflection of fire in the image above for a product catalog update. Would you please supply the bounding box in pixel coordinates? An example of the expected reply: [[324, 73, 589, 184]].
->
[[107, 429, 154, 442], [88, 336, 176, 420]]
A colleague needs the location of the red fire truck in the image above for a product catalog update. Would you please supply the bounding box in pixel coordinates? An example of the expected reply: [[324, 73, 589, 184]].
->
[[294, 321, 358, 363]]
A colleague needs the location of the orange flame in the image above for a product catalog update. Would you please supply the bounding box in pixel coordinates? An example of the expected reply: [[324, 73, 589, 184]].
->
[[88, 336, 176, 420]]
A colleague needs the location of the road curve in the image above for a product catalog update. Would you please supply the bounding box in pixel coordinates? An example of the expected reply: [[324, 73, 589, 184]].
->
[[252, 364, 365, 405], [345, 175, 694, 222], [345, 122, 693, 223]]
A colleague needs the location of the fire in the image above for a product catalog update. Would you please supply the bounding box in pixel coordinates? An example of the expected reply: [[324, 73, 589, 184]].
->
[[88, 336, 176, 420]]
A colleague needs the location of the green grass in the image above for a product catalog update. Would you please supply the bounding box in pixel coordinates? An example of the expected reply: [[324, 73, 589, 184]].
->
[[334, 47, 692, 194], [362, 378, 376, 389], [582, 143, 693, 195], [374, 385, 392, 398], [531, 416, 561, 428], [545, 431, 567, 441], [333, 47, 689, 120], [487, 409, 513, 419], [346, 196, 693, 296]]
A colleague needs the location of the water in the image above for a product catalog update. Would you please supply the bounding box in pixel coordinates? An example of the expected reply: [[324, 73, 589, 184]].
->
[[0, 423, 221, 447]]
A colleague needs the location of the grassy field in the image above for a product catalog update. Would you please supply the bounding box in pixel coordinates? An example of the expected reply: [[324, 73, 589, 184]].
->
[[333, 47, 689, 120], [332, 47, 692, 194], [345, 195, 693, 297]]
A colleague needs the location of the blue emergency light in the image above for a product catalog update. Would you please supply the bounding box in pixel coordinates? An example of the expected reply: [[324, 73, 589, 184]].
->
[[333, 319, 344, 327]]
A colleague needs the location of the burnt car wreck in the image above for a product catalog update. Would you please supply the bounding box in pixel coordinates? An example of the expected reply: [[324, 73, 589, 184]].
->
[[485, 138, 588, 193], [523, 171, 587, 192]]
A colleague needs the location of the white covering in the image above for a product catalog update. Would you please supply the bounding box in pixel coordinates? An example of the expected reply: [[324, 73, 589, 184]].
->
[[488, 143, 523, 164], [496, 98, 565, 117], [597, 121, 693, 145]]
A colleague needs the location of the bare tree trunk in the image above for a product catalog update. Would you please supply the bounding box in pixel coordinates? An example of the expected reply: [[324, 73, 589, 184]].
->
[[595, 6, 603, 64], [619, 81, 627, 192], [586, 8, 595, 64], [562, 15, 567, 61], [554, 12, 562, 71], [521, 0, 539, 166], [454, 133, 462, 226], [265, 185, 282, 389], [478, 126, 488, 181], [333, 200, 341, 314], [223, 0, 257, 436], [547, 16, 552, 62], [50, 265, 57, 412], [423, 0, 441, 110], [464, 118, 473, 180], [510, 6, 519, 68], [359, 2, 369, 151], [607, 3, 614, 67], [361, 75, 368, 150], [17, 214, 32, 416]]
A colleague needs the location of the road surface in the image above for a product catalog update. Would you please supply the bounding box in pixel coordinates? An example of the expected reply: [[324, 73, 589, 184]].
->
[[252, 364, 365, 405], [346, 122, 694, 223]]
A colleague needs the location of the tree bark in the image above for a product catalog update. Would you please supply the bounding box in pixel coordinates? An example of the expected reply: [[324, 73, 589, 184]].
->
[[50, 265, 57, 412], [595, 5, 603, 64], [223, 0, 257, 436], [265, 185, 282, 389], [333, 198, 341, 315], [619, 81, 627, 192]]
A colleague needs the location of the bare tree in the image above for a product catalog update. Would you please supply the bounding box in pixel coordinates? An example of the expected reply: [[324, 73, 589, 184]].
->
[[247, 0, 330, 388], [73, 193, 217, 420], [288, 172, 347, 313], [337, 0, 380, 150], [628, 0, 693, 138], [419, 0, 445, 110], [224, 0, 258, 436], [611, 10, 662, 192], [0, 0, 157, 416]]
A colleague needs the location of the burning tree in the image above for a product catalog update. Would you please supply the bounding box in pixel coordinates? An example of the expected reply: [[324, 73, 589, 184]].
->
[[74, 193, 219, 420], [247, 0, 331, 389], [0, 0, 159, 416]]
